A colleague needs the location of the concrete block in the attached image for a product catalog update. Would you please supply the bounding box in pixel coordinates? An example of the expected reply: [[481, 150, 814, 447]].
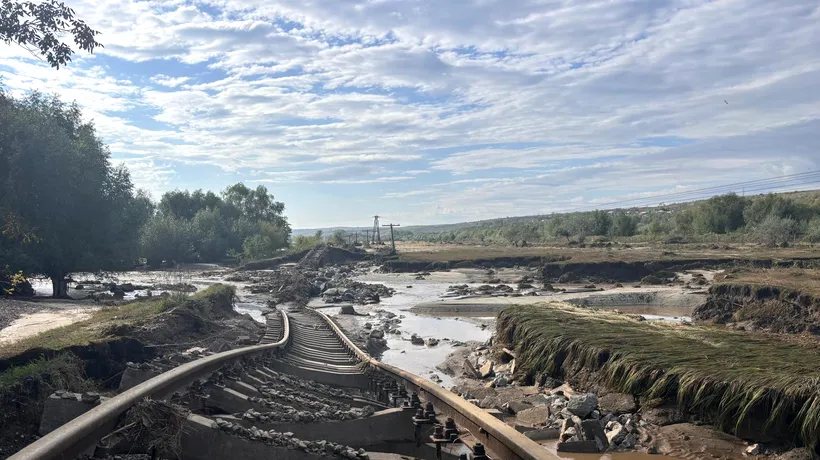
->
[[119, 367, 159, 391], [182, 414, 326, 460], [206, 387, 257, 414], [39, 393, 102, 435]]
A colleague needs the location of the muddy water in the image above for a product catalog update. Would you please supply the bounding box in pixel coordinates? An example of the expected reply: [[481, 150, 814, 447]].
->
[[314, 272, 495, 388], [326, 270, 714, 460], [540, 443, 659, 460], [4, 266, 274, 342]]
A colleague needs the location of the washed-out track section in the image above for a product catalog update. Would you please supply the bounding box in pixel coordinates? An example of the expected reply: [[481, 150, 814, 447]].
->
[[11, 306, 556, 460]]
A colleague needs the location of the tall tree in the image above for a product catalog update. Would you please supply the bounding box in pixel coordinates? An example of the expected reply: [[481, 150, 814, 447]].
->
[[0, 90, 149, 296], [1, 0, 102, 68]]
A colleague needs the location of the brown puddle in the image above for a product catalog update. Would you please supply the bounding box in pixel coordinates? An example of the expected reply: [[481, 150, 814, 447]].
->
[[540, 442, 659, 460]]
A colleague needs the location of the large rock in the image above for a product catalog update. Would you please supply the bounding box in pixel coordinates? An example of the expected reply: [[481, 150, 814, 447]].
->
[[501, 400, 532, 415], [369, 329, 385, 339], [524, 428, 560, 441], [340, 305, 359, 315], [513, 405, 550, 426], [599, 393, 636, 415], [566, 393, 598, 418], [605, 421, 627, 445], [579, 420, 608, 452], [479, 360, 494, 378], [524, 394, 552, 406]]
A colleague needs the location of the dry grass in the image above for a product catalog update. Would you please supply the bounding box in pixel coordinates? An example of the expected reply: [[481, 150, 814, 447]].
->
[[498, 303, 820, 447], [717, 268, 820, 298], [0, 285, 235, 359], [395, 242, 820, 264], [121, 399, 190, 458]]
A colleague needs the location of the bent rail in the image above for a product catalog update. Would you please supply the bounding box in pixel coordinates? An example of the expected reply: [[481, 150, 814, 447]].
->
[[313, 310, 558, 460], [10, 310, 290, 460]]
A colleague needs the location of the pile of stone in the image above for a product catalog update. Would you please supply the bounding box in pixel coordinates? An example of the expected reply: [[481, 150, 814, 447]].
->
[[213, 418, 369, 458], [513, 392, 642, 453], [443, 283, 538, 299], [257, 387, 357, 414], [262, 371, 354, 400], [244, 397, 373, 423], [321, 281, 394, 305], [240, 405, 374, 424]]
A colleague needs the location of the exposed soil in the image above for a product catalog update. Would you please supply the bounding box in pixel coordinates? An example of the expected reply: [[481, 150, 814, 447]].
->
[[694, 283, 820, 334], [238, 245, 370, 270]]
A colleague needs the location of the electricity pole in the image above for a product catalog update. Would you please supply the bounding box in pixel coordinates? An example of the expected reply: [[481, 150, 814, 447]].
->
[[363, 229, 371, 248], [382, 223, 401, 254], [372, 216, 382, 244]]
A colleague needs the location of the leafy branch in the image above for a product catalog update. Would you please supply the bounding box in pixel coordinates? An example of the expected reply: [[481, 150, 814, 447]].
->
[[0, 0, 102, 68]]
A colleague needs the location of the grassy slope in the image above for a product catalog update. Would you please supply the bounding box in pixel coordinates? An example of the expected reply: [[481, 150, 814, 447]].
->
[[395, 242, 820, 264], [498, 303, 820, 446], [0, 285, 235, 359]]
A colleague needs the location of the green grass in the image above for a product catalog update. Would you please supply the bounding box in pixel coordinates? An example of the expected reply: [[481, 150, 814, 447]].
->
[[0, 353, 97, 426], [0, 353, 93, 392], [498, 304, 820, 447], [0, 284, 236, 359]]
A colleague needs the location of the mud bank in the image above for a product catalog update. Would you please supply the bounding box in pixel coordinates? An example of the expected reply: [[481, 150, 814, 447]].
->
[[382, 256, 820, 283], [496, 304, 820, 451], [239, 245, 370, 270], [540, 258, 810, 283], [411, 287, 704, 322], [694, 283, 820, 334]]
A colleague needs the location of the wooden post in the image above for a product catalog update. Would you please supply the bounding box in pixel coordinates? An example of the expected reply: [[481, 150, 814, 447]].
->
[[382, 223, 401, 254]]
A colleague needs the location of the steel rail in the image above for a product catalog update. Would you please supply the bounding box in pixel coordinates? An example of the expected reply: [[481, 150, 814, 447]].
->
[[9, 310, 290, 460], [313, 309, 559, 460]]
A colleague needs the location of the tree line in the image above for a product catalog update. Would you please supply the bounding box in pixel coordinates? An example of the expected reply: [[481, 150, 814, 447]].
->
[[397, 192, 820, 246], [0, 90, 291, 297]]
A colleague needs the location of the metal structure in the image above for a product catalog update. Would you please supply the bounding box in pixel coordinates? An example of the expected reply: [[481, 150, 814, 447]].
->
[[382, 223, 400, 253], [10, 308, 558, 460], [371, 215, 382, 244]]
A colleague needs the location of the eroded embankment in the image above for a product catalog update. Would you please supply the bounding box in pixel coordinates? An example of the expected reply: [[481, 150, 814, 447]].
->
[[382, 255, 820, 283], [497, 304, 820, 449], [0, 285, 261, 455], [238, 245, 370, 270], [694, 282, 820, 334]]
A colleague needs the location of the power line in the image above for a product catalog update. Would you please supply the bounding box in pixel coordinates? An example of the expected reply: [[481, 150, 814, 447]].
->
[[560, 170, 820, 214]]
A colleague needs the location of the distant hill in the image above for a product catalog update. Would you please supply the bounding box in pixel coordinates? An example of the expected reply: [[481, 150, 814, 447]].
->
[[293, 189, 820, 243]]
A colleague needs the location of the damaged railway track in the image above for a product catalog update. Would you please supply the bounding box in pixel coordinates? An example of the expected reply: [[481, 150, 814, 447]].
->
[[9, 303, 556, 460]]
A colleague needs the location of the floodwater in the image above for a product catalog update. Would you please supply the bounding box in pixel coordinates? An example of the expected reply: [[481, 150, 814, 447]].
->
[[9, 266, 720, 459], [3, 266, 273, 342], [313, 271, 495, 388], [324, 269, 698, 460]]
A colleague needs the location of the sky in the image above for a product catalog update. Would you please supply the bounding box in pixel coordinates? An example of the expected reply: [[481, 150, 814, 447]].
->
[[1, 0, 819, 228]]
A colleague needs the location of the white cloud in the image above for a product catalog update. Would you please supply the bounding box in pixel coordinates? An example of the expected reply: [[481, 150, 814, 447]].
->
[[150, 75, 190, 87], [1, 0, 819, 225]]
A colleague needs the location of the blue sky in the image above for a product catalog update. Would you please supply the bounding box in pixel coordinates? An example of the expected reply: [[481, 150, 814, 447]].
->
[[1, 0, 819, 228]]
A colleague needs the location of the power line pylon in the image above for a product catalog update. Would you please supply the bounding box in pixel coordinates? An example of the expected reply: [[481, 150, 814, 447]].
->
[[371, 216, 382, 244]]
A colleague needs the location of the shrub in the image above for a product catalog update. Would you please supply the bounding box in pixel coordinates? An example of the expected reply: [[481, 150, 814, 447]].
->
[[753, 215, 798, 247]]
